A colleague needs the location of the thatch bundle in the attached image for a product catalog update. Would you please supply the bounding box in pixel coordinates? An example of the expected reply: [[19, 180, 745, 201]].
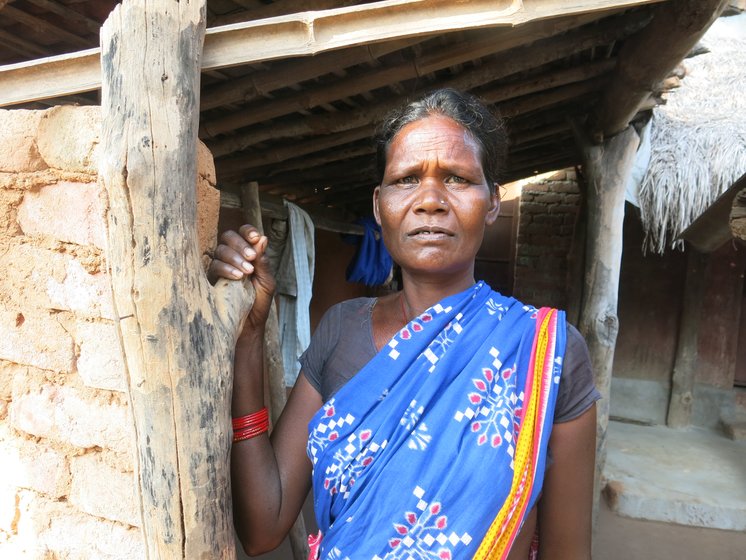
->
[[638, 15, 746, 253]]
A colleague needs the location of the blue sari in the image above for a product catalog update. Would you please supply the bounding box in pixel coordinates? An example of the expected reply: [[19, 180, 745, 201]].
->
[[307, 282, 566, 559]]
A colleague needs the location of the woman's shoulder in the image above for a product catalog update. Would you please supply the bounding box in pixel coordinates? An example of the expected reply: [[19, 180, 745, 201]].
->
[[555, 322, 599, 423], [320, 297, 376, 321]]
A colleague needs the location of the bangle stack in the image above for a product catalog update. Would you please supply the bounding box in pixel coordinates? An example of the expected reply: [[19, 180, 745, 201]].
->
[[232, 407, 270, 442]]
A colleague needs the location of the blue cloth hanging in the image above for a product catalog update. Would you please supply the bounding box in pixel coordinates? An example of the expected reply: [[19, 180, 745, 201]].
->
[[344, 217, 393, 286]]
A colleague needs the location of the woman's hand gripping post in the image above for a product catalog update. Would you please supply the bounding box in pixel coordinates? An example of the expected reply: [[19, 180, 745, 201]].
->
[[208, 224, 276, 336]]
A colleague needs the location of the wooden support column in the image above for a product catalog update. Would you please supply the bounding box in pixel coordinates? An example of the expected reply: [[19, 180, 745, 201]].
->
[[574, 125, 640, 519], [99, 2, 251, 558], [240, 182, 310, 560], [667, 248, 708, 428]]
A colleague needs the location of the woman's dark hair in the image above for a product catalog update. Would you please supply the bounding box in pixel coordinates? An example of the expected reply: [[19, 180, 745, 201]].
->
[[374, 88, 508, 192]]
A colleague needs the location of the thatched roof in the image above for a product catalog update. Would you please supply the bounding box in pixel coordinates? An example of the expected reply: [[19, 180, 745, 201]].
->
[[638, 12, 746, 253]]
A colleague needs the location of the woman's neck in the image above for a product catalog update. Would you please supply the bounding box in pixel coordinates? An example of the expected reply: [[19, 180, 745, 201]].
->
[[399, 271, 476, 320]]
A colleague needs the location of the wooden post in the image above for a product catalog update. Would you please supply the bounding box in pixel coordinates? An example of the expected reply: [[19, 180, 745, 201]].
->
[[667, 248, 708, 428], [240, 182, 311, 560], [574, 125, 639, 521], [99, 1, 252, 558]]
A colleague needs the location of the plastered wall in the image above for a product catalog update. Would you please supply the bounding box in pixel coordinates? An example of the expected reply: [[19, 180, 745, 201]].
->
[[0, 106, 220, 559]]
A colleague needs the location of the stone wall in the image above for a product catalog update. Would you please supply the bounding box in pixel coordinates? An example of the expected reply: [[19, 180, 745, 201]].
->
[[512, 169, 581, 309], [0, 106, 220, 559]]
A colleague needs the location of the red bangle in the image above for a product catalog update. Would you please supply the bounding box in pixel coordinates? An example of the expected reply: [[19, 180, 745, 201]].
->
[[232, 407, 269, 442]]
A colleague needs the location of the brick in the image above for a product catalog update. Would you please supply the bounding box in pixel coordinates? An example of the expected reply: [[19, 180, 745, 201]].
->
[[42, 511, 145, 560], [0, 243, 114, 319], [36, 106, 100, 174], [196, 166, 220, 262], [564, 193, 581, 204], [0, 109, 48, 172], [17, 181, 106, 249], [6, 490, 144, 560], [532, 214, 565, 225], [0, 427, 70, 498], [76, 320, 126, 392], [517, 245, 545, 257], [535, 193, 563, 204], [523, 223, 554, 235], [0, 360, 20, 401], [70, 453, 139, 527], [550, 204, 580, 214], [0, 310, 74, 373], [520, 202, 548, 214], [548, 181, 579, 194], [10, 383, 133, 453], [522, 183, 549, 193]]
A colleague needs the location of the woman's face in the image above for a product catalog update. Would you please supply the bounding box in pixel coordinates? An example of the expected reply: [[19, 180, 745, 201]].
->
[[373, 115, 499, 282]]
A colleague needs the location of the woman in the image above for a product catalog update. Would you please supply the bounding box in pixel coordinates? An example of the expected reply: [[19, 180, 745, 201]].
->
[[210, 89, 598, 559]]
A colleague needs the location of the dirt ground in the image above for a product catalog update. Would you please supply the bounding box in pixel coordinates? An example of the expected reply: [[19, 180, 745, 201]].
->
[[594, 499, 746, 560]]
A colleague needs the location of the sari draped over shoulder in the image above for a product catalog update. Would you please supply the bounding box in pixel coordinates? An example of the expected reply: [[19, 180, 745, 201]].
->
[[306, 282, 566, 560]]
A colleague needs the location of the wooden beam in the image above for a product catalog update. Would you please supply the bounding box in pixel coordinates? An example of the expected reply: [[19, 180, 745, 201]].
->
[[592, 0, 728, 138], [214, 125, 373, 168], [1, 0, 664, 107], [667, 249, 707, 428], [679, 173, 746, 251], [220, 190, 364, 235], [498, 78, 608, 118], [0, 28, 53, 59], [23, 0, 102, 35], [200, 37, 422, 111], [0, 48, 102, 106], [731, 183, 746, 243], [1, 4, 93, 48], [209, 0, 360, 27], [99, 1, 247, 558], [480, 58, 616, 107]]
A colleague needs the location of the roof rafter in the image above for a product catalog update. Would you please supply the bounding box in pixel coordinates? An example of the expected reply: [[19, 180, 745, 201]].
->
[[0, 0, 664, 107]]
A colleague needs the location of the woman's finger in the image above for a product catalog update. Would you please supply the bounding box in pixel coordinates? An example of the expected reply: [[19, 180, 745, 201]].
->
[[214, 243, 255, 275], [208, 259, 245, 281], [238, 224, 263, 245], [220, 229, 256, 259]]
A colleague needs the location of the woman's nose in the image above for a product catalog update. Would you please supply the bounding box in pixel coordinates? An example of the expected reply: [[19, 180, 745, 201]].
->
[[413, 181, 448, 213]]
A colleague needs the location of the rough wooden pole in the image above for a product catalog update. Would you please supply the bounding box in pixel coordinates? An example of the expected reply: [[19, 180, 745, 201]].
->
[[240, 182, 311, 560], [667, 248, 708, 428], [99, 1, 252, 558], [575, 125, 640, 522]]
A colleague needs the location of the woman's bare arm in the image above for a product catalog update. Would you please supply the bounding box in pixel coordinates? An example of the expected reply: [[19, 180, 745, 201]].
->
[[210, 225, 322, 555], [230, 370, 321, 555], [538, 404, 596, 560]]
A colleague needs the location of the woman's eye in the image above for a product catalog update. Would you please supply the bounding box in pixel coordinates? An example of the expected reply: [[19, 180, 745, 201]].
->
[[397, 175, 418, 185], [446, 175, 468, 184]]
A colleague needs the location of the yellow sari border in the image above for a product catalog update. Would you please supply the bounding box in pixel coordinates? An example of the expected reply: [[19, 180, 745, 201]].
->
[[473, 307, 558, 560]]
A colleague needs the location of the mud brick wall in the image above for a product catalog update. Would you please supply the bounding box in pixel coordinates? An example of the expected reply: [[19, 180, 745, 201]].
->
[[512, 169, 581, 310], [0, 106, 220, 559]]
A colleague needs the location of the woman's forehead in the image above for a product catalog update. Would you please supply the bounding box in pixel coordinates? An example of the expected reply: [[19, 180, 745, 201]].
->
[[388, 115, 482, 162]]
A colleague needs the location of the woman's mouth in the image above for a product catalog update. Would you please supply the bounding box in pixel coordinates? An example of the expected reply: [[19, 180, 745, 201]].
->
[[408, 226, 454, 238]]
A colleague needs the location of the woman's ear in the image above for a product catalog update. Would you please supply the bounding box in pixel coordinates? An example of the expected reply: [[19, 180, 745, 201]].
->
[[373, 186, 382, 226], [485, 187, 500, 225]]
